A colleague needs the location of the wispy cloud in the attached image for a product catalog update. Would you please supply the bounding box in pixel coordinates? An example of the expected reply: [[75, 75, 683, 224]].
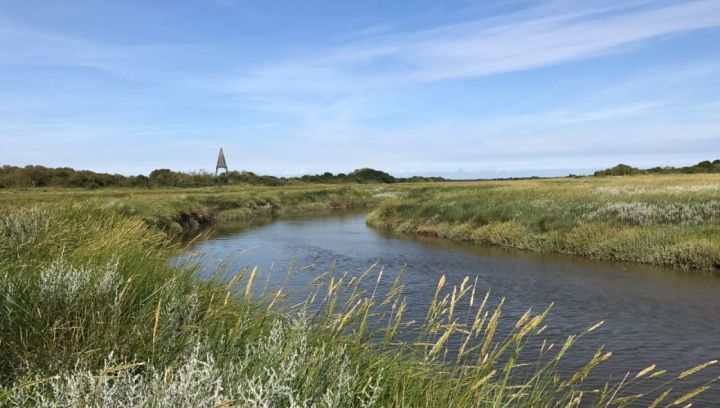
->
[[224, 0, 720, 96], [0, 15, 225, 84], [0, 17, 110, 69], [3, 1, 718, 96]]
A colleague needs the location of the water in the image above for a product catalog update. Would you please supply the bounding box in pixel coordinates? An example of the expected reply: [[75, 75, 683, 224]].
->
[[178, 210, 720, 405]]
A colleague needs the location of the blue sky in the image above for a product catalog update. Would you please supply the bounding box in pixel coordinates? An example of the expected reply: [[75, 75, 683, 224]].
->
[[1, 0, 719, 178]]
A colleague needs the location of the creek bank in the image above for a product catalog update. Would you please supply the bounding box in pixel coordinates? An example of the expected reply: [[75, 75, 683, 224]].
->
[[366, 209, 720, 273], [154, 201, 377, 237]]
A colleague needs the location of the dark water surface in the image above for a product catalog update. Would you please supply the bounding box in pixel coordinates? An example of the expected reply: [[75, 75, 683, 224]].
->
[[177, 210, 720, 405]]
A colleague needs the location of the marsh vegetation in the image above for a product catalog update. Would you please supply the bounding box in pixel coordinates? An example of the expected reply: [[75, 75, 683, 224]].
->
[[368, 174, 720, 271], [1, 175, 719, 406]]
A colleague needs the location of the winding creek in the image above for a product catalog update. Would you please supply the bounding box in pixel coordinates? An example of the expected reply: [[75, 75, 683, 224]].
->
[[177, 210, 720, 405]]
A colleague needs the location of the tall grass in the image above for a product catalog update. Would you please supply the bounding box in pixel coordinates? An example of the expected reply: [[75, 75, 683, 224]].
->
[[367, 174, 720, 271], [1, 202, 717, 406], [0, 184, 387, 236]]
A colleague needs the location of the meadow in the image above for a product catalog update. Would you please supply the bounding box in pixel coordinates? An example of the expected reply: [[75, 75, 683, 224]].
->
[[368, 174, 720, 271], [1, 176, 719, 406]]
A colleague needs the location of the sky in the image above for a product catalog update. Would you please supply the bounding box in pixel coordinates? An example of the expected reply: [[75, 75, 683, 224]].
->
[[1, 0, 719, 178]]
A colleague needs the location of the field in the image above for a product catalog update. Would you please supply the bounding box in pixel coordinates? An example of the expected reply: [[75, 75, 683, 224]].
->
[[368, 174, 720, 271], [1, 177, 719, 406]]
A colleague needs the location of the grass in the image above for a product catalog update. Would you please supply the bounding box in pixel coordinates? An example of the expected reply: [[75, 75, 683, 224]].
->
[[0, 184, 388, 236], [8, 174, 720, 271], [1, 181, 718, 406], [367, 174, 720, 271]]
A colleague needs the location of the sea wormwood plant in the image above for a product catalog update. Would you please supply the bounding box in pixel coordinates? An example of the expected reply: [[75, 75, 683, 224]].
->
[[6, 320, 383, 408], [0, 207, 50, 252], [38, 257, 121, 310], [586, 201, 720, 226]]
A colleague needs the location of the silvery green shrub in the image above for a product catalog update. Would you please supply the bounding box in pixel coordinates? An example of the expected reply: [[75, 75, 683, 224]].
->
[[6, 317, 383, 408]]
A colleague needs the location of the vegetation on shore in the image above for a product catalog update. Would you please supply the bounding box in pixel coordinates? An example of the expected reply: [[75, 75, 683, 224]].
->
[[367, 174, 720, 271], [594, 159, 720, 176], [0, 165, 443, 189], [5, 172, 720, 273], [0, 184, 388, 235], [2, 197, 717, 406]]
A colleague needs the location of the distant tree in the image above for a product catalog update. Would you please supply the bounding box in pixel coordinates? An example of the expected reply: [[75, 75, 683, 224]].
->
[[23, 166, 51, 187], [697, 160, 713, 168], [594, 164, 641, 176], [149, 169, 179, 187], [594, 160, 720, 177], [128, 175, 150, 187], [349, 168, 396, 183]]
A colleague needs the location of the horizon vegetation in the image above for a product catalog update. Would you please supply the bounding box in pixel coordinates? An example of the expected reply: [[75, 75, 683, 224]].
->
[[2, 158, 720, 190]]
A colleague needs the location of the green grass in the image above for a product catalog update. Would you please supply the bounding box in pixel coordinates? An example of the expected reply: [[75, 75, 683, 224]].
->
[[0, 184, 388, 236], [1, 183, 718, 406], [367, 174, 720, 271]]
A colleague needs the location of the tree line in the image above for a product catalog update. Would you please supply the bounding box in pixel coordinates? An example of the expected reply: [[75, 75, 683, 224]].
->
[[594, 160, 720, 176], [0, 165, 444, 188]]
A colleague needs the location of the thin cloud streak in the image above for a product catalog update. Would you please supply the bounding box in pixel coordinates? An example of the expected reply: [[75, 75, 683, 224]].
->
[[224, 0, 720, 96]]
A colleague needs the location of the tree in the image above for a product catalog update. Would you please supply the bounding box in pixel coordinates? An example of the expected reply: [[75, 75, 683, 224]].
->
[[149, 169, 179, 187], [594, 164, 640, 176]]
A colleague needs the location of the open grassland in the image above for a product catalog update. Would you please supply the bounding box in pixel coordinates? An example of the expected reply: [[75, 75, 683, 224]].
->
[[367, 174, 720, 271], [1, 181, 718, 406]]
